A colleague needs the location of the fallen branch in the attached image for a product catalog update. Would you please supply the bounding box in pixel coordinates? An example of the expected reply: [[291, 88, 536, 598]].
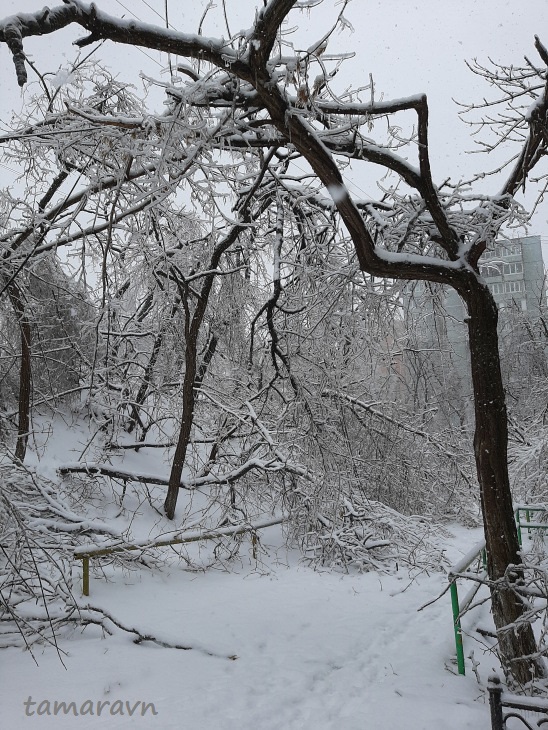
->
[[59, 457, 313, 490], [74, 515, 285, 557], [77, 605, 238, 659]]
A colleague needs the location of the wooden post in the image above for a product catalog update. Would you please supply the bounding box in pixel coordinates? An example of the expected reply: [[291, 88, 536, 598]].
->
[[82, 556, 89, 597]]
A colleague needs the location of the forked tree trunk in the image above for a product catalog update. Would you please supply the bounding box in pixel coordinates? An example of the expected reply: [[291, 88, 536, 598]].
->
[[466, 280, 546, 685]]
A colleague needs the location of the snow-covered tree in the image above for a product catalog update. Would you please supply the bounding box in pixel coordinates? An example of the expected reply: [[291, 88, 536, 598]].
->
[[2, 0, 548, 683]]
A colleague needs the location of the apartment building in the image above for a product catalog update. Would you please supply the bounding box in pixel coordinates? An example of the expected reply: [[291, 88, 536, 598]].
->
[[402, 236, 546, 421], [477, 235, 545, 314], [440, 235, 545, 362]]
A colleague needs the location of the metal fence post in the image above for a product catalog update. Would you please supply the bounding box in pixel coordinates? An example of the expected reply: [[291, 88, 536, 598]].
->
[[450, 581, 465, 675], [488, 675, 504, 730], [515, 508, 523, 547]]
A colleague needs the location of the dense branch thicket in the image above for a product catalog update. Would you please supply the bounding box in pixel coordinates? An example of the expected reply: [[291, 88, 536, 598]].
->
[[1, 0, 548, 684]]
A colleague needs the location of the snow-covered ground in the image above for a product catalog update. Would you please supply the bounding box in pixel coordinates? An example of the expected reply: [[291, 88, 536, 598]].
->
[[1, 417, 495, 728], [2, 529, 494, 729]]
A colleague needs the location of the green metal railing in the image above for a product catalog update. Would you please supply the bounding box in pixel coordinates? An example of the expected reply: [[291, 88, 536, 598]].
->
[[74, 516, 284, 596], [448, 539, 487, 676], [514, 504, 548, 546], [449, 504, 548, 677]]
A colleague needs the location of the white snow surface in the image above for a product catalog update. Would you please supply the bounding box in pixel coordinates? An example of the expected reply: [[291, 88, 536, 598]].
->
[[2, 537, 494, 727], [1, 418, 494, 728]]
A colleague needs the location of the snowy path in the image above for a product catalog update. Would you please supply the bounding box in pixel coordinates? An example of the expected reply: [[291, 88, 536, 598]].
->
[[2, 525, 492, 729]]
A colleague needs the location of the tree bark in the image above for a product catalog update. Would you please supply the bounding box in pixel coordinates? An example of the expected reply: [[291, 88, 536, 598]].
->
[[466, 278, 546, 685], [163, 333, 198, 520], [8, 282, 31, 463], [127, 329, 164, 436], [162, 223, 250, 519]]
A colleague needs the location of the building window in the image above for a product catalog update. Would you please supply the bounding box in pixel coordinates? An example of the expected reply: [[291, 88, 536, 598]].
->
[[503, 262, 523, 275], [481, 263, 501, 277], [483, 243, 523, 259], [504, 280, 523, 293], [481, 261, 524, 278]]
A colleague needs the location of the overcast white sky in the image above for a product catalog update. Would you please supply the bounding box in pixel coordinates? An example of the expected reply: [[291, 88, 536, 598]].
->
[[1, 0, 548, 253]]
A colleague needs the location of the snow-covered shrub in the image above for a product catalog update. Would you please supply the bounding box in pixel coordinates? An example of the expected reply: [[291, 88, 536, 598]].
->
[[0, 460, 143, 654], [0, 462, 75, 652], [509, 415, 548, 506], [287, 486, 449, 573]]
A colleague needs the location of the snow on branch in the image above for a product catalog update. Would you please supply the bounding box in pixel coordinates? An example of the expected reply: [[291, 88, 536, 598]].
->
[[0, 462, 124, 655], [314, 95, 427, 116], [74, 516, 284, 558], [0, 1, 479, 279], [69, 604, 239, 658], [0, 1, 249, 87], [1, 5, 79, 86], [248, 0, 296, 68], [58, 454, 311, 490], [300, 495, 449, 573]]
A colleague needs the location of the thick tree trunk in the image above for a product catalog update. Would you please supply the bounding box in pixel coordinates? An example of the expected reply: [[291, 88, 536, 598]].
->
[[466, 280, 545, 685]]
